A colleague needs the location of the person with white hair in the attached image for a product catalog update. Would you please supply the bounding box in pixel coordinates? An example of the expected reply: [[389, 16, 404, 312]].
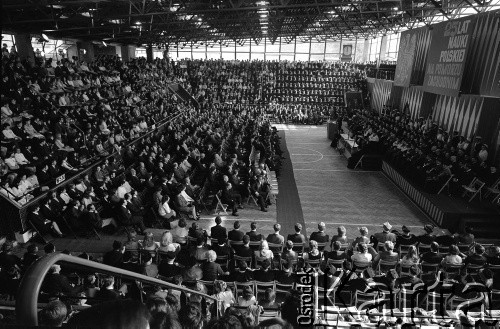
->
[[255, 240, 274, 267], [201, 250, 229, 281], [351, 227, 370, 247]]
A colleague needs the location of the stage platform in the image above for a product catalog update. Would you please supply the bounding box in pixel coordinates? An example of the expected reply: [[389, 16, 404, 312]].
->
[[382, 161, 500, 237]]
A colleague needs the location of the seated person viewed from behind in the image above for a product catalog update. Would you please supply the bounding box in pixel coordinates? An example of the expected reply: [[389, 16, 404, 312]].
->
[[238, 286, 257, 307], [376, 241, 399, 264], [38, 300, 68, 327], [373, 221, 397, 247], [421, 242, 443, 264], [331, 226, 348, 246], [266, 223, 284, 245], [400, 245, 420, 267], [286, 223, 306, 245], [202, 250, 229, 281], [309, 222, 329, 244], [351, 243, 372, 264], [442, 244, 463, 265]]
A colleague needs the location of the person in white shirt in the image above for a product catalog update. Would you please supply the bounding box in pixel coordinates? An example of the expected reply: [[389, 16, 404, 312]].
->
[[55, 134, 74, 152], [61, 156, 77, 172], [59, 187, 71, 204], [2, 123, 21, 140], [478, 145, 488, 162], [23, 118, 44, 138], [351, 243, 373, 263], [138, 119, 148, 131], [5, 152, 20, 170], [158, 195, 176, 220], [27, 171, 41, 190], [17, 174, 33, 195], [14, 148, 30, 166], [58, 94, 68, 106]]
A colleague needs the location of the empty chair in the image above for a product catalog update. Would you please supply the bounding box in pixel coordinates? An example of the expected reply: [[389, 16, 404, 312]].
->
[[462, 177, 485, 202], [255, 281, 276, 301], [377, 260, 398, 275], [215, 191, 229, 215], [484, 178, 500, 200]]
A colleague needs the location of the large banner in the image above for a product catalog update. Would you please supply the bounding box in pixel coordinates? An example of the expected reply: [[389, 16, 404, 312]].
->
[[422, 16, 476, 97], [393, 29, 418, 87]]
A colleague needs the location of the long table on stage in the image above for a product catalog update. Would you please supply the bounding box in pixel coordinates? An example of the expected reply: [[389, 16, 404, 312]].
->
[[338, 133, 358, 158]]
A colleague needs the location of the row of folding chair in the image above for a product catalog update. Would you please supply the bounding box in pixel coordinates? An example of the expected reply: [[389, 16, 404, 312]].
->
[[462, 177, 500, 203], [192, 279, 294, 304]]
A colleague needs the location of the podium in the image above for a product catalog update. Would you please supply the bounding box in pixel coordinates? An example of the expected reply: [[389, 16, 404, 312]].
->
[[327, 121, 338, 140]]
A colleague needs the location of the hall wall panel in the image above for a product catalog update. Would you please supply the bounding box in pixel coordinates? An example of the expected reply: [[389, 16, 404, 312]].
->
[[368, 79, 393, 112], [432, 94, 484, 139], [461, 10, 500, 97], [400, 86, 425, 119], [475, 98, 500, 155]]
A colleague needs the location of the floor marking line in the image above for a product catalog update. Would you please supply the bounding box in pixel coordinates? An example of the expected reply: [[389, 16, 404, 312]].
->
[[291, 154, 343, 157], [303, 222, 431, 228], [293, 168, 379, 173]]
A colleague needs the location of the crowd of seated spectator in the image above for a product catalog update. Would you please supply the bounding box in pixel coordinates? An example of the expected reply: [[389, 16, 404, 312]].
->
[[171, 59, 367, 125], [334, 107, 499, 194], [1, 48, 183, 204], [1, 218, 499, 327]]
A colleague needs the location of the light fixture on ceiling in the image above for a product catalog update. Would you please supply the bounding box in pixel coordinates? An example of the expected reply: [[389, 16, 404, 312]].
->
[[40, 33, 50, 42], [135, 21, 142, 25], [102, 41, 107, 47]]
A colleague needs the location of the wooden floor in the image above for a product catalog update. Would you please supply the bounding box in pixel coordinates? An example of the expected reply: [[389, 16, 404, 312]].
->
[[275, 124, 435, 239], [15, 124, 441, 258]]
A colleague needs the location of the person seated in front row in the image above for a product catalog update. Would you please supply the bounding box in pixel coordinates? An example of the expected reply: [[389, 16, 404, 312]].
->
[[331, 226, 348, 247], [175, 184, 200, 221], [28, 204, 64, 238]]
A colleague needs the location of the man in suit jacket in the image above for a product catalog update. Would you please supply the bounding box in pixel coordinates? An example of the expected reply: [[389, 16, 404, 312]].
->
[[117, 199, 146, 234], [220, 182, 239, 216], [309, 222, 330, 244], [29, 204, 63, 237], [234, 235, 254, 258], [228, 220, 245, 242], [287, 223, 307, 244], [373, 222, 396, 247], [158, 252, 183, 278], [65, 200, 83, 232], [418, 225, 436, 245], [253, 259, 275, 282], [103, 241, 125, 268], [246, 221, 263, 242], [210, 216, 227, 243], [37, 163, 52, 186], [421, 242, 444, 264], [125, 193, 143, 216], [41, 264, 80, 296], [212, 239, 232, 259], [95, 276, 122, 301], [266, 224, 285, 245], [41, 198, 60, 221], [396, 225, 418, 248], [128, 168, 144, 192]]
